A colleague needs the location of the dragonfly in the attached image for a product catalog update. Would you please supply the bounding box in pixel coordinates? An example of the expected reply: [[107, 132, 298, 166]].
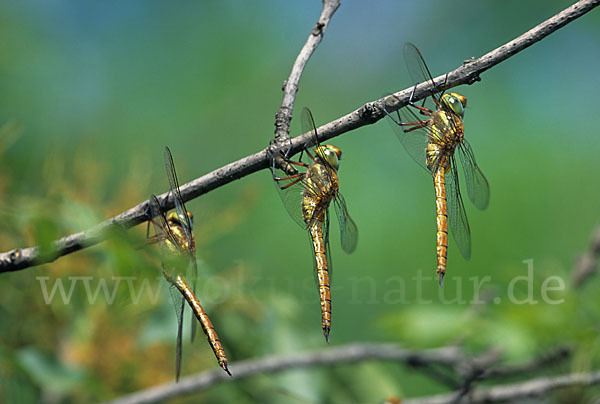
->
[[272, 107, 358, 342], [383, 43, 489, 285], [147, 146, 230, 379]]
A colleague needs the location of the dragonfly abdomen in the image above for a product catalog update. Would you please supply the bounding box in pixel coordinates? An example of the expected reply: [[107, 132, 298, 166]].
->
[[433, 168, 448, 285], [309, 219, 332, 342], [174, 275, 231, 375]]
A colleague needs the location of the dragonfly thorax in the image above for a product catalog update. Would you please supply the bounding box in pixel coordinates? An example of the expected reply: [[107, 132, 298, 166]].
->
[[302, 163, 339, 225], [167, 211, 194, 227], [316, 145, 341, 171]]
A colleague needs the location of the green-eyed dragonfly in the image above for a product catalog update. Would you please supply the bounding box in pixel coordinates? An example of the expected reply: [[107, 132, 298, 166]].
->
[[384, 43, 489, 284], [272, 107, 358, 342], [147, 146, 230, 378]]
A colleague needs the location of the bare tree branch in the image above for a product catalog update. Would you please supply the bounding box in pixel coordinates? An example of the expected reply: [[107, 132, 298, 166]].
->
[[572, 224, 600, 287], [482, 346, 571, 379], [273, 0, 340, 142], [403, 371, 600, 404], [99, 343, 470, 404], [0, 0, 597, 273], [446, 346, 571, 403], [100, 343, 581, 404]]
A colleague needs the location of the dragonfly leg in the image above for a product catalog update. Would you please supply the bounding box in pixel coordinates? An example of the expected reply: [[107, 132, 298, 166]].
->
[[408, 102, 433, 116], [286, 159, 309, 168], [145, 217, 166, 244], [439, 72, 449, 98], [144, 199, 156, 238], [275, 175, 303, 190], [408, 83, 418, 103], [401, 120, 429, 133], [407, 82, 435, 117]]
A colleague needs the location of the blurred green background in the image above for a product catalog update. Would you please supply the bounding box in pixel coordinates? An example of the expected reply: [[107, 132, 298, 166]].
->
[[1, 1, 599, 403]]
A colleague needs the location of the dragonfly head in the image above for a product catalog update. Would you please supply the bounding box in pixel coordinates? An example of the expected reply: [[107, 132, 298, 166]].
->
[[316, 145, 342, 170], [441, 93, 467, 118], [167, 211, 194, 226]]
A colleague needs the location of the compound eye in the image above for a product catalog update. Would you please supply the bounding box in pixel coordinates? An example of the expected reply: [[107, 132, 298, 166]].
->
[[442, 93, 465, 117], [317, 145, 340, 170]]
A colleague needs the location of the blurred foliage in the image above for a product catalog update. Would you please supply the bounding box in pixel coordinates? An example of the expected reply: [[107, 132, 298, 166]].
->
[[0, 1, 599, 403]]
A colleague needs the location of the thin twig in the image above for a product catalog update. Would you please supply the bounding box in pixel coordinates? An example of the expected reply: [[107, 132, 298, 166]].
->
[[403, 371, 600, 404], [572, 224, 600, 287], [100, 343, 469, 404], [447, 349, 501, 404], [482, 345, 571, 379], [270, 0, 340, 175], [0, 0, 597, 273], [448, 346, 570, 402], [273, 0, 340, 142]]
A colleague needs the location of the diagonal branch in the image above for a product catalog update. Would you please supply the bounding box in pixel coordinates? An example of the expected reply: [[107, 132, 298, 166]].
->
[[0, 0, 597, 273], [99, 343, 473, 404], [273, 0, 340, 142]]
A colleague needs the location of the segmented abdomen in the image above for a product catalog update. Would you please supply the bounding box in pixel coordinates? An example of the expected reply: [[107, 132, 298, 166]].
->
[[433, 168, 448, 284], [174, 276, 230, 375], [309, 218, 332, 342]]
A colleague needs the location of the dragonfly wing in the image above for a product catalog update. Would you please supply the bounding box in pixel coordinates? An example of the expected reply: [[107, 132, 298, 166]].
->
[[445, 158, 471, 260], [188, 260, 198, 343], [272, 168, 309, 229], [333, 193, 358, 254], [458, 139, 490, 210], [148, 195, 167, 242], [301, 107, 320, 148], [325, 212, 332, 279], [164, 148, 198, 340], [148, 195, 178, 252], [167, 281, 185, 381], [383, 93, 433, 173], [164, 147, 195, 249], [404, 42, 443, 104], [273, 160, 329, 230]]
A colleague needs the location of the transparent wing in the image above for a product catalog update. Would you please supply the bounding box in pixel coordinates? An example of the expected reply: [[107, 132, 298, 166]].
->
[[324, 212, 333, 285], [188, 260, 198, 343], [164, 146, 195, 250], [167, 282, 185, 381], [333, 193, 358, 254], [383, 43, 446, 171], [273, 166, 309, 229], [272, 107, 322, 229], [164, 147, 198, 342], [383, 99, 430, 172], [445, 157, 471, 260], [301, 107, 320, 149], [404, 42, 443, 104], [457, 139, 490, 210], [384, 98, 455, 176], [148, 195, 178, 252]]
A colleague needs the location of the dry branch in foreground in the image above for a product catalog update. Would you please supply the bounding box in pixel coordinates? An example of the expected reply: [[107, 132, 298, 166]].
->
[[100, 343, 574, 404]]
